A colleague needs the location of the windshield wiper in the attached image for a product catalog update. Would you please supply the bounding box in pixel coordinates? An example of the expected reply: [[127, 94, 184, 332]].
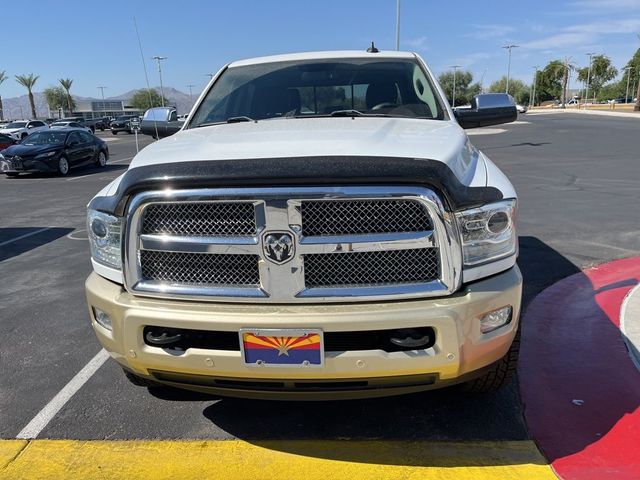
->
[[329, 109, 365, 117], [191, 116, 255, 129], [226, 116, 254, 123]]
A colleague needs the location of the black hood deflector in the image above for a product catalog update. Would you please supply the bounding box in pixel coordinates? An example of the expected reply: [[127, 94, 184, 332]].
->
[[89, 156, 503, 215]]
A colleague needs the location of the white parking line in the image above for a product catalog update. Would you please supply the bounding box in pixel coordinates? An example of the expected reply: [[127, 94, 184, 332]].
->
[[110, 156, 134, 164], [0, 227, 52, 247], [16, 349, 109, 439], [66, 173, 93, 182]]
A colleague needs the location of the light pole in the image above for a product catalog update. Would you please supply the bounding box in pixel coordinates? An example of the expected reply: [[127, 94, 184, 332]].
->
[[152, 56, 168, 107], [502, 44, 519, 94], [187, 84, 196, 101], [450, 65, 461, 107], [396, 0, 401, 51], [479, 68, 488, 93], [584, 52, 595, 109], [624, 66, 633, 103], [97, 86, 107, 115], [531, 66, 539, 108]]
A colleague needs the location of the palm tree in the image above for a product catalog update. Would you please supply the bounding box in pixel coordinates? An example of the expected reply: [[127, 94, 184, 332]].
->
[[0, 71, 7, 120], [561, 58, 576, 108], [59, 78, 74, 114], [15, 74, 39, 119]]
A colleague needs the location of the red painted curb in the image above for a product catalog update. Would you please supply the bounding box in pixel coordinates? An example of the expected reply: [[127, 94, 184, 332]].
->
[[519, 257, 640, 480]]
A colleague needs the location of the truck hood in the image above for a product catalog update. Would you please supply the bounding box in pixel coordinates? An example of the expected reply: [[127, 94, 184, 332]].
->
[[129, 117, 482, 186]]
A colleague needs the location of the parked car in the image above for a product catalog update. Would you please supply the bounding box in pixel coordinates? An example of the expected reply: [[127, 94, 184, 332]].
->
[[0, 120, 49, 140], [0, 133, 17, 150], [0, 120, 12, 129], [50, 121, 92, 132], [0, 128, 108, 177], [140, 107, 184, 138], [516, 104, 528, 113], [85, 49, 521, 399], [110, 115, 139, 135], [58, 117, 97, 133]]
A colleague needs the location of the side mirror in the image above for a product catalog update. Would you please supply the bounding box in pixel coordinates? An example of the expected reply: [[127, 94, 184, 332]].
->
[[454, 93, 517, 129], [27, 125, 34, 129]]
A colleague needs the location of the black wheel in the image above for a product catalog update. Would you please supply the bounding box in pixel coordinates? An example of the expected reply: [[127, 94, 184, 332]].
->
[[57, 156, 70, 176], [95, 150, 107, 167], [123, 369, 160, 388], [111, 131, 117, 135], [21, 133, 28, 140], [90, 126, 95, 133], [5, 172, 19, 177], [460, 330, 520, 393]]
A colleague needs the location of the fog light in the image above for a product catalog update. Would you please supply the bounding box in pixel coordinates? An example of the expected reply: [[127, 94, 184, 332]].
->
[[479, 306, 513, 333], [92, 307, 113, 331]]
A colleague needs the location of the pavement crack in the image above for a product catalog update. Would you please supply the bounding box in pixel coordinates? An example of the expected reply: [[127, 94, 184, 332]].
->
[[0, 440, 31, 474]]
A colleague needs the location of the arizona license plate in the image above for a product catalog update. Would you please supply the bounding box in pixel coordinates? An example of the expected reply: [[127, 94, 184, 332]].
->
[[240, 329, 323, 367]]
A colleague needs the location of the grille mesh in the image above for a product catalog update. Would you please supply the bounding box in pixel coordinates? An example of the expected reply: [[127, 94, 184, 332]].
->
[[301, 199, 431, 236], [140, 250, 260, 286], [303, 248, 439, 287], [141, 202, 256, 236]]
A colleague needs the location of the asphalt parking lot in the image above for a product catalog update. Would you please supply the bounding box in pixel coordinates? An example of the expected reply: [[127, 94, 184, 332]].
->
[[1, 113, 638, 443]]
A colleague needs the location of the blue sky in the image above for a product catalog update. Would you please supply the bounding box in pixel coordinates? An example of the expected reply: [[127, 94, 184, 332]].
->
[[3, 0, 640, 98]]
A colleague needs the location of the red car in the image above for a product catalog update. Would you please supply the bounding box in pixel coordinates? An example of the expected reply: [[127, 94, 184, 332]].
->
[[0, 133, 16, 151]]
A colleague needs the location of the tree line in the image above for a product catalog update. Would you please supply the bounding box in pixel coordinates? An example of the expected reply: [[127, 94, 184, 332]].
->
[[438, 48, 640, 108]]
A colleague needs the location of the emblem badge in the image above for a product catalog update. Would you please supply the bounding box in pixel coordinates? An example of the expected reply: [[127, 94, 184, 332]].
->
[[263, 232, 295, 264]]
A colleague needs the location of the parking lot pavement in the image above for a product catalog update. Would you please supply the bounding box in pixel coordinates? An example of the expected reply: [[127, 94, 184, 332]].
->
[[0, 114, 639, 471]]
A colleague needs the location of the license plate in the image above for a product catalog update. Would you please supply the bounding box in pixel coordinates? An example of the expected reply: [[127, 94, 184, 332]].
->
[[240, 329, 323, 367]]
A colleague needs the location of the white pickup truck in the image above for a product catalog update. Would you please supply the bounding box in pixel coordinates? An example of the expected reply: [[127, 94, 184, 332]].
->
[[85, 49, 521, 399]]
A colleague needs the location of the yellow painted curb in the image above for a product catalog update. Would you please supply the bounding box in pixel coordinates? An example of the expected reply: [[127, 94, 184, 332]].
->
[[0, 440, 27, 471], [0, 439, 556, 480]]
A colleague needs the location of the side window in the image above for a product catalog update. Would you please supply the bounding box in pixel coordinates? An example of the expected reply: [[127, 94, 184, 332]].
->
[[80, 131, 94, 143], [169, 111, 178, 122], [67, 132, 82, 145], [31, 121, 44, 127]]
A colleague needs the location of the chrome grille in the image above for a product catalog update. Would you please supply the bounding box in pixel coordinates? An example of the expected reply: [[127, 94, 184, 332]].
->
[[141, 202, 256, 236], [303, 249, 439, 287], [301, 199, 431, 236], [140, 250, 260, 286], [125, 186, 461, 303]]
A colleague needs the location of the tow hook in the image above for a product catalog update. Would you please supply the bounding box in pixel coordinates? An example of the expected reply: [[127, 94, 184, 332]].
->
[[145, 329, 183, 346], [389, 329, 431, 348]]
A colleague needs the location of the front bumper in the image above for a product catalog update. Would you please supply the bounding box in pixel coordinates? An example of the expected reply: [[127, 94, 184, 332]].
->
[[0, 156, 57, 173], [86, 266, 522, 399]]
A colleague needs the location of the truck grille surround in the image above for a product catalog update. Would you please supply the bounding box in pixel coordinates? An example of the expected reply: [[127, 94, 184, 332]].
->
[[124, 186, 462, 303]]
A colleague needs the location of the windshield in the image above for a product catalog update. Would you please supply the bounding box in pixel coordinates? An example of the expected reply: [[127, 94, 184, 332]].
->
[[21, 131, 67, 145], [5, 122, 27, 128], [188, 58, 446, 127]]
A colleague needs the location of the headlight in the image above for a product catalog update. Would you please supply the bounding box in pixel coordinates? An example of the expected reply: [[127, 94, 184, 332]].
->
[[455, 199, 517, 267], [87, 209, 123, 270], [35, 151, 57, 159]]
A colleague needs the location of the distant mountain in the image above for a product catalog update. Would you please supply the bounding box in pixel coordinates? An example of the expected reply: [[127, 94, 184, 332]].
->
[[1, 86, 195, 119], [106, 86, 196, 114]]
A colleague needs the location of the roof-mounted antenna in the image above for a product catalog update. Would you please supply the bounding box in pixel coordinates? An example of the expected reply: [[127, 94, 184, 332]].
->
[[367, 42, 380, 53]]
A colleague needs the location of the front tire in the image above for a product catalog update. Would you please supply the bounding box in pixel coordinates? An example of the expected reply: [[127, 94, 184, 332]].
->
[[111, 131, 118, 135], [57, 156, 70, 176], [460, 331, 520, 393], [95, 150, 107, 167], [21, 133, 28, 140]]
